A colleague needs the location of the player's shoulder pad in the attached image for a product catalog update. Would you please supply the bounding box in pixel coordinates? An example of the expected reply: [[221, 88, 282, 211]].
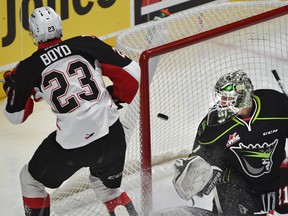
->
[[66, 35, 98, 42], [80, 35, 98, 39], [254, 89, 288, 101], [66, 35, 102, 46], [195, 117, 207, 138], [254, 89, 288, 114]]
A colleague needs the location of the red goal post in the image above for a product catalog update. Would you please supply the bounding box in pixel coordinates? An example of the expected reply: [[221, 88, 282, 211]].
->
[[49, 2, 288, 216]]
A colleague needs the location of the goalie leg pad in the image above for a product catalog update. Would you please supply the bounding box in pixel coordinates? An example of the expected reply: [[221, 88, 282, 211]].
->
[[173, 156, 222, 200]]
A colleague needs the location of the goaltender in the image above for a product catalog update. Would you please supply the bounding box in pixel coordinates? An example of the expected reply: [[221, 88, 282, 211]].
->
[[172, 70, 288, 216]]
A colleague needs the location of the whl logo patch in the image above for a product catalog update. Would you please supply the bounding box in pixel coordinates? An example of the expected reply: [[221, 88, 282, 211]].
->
[[226, 132, 240, 147], [230, 139, 278, 178]]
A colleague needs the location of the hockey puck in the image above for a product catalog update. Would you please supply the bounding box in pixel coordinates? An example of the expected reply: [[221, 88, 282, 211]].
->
[[157, 113, 169, 120]]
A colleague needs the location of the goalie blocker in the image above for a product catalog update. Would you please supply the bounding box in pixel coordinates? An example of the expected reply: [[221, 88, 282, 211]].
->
[[173, 156, 222, 201]]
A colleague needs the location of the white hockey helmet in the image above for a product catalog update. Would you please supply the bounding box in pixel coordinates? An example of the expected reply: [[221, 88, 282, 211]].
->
[[29, 6, 62, 45], [213, 70, 254, 122]]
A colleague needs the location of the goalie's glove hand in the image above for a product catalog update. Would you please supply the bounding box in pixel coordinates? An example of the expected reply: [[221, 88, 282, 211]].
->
[[3, 70, 15, 95], [173, 156, 222, 201], [106, 85, 124, 110]]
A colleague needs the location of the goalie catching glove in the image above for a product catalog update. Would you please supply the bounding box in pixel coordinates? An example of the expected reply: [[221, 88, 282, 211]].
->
[[173, 155, 222, 201]]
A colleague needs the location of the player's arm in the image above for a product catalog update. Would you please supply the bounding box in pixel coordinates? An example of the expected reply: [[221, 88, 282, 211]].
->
[[2, 68, 34, 124], [190, 113, 227, 165], [102, 62, 140, 104], [189, 116, 210, 159], [96, 37, 140, 104]]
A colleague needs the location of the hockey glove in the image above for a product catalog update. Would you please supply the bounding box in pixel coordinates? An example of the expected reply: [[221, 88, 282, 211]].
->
[[173, 156, 222, 201], [106, 85, 124, 110], [3, 70, 15, 95]]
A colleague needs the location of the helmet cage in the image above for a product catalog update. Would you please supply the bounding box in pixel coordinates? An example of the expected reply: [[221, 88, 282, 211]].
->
[[215, 85, 240, 113], [214, 70, 254, 118]]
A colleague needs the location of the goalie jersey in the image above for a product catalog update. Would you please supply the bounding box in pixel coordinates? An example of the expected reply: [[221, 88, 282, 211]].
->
[[3, 35, 140, 149], [192, 89, 288, 194]]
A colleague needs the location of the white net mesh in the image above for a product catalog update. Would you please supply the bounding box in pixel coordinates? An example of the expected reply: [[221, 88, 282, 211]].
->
[[50, 2, 288, 215]]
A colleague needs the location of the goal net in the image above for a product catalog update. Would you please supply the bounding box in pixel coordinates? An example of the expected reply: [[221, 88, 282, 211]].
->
[[50, 2, 288, 216]]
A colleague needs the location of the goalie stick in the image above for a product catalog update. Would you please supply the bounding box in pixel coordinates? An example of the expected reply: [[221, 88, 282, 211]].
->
[[272, 70, 288, 97]]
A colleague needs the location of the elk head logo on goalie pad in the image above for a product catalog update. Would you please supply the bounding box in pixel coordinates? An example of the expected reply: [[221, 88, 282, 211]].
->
[[173, 156, 222, 201]]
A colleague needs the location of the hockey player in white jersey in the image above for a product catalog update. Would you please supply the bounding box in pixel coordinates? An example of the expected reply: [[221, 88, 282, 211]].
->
[[2, 6, 140, 216]]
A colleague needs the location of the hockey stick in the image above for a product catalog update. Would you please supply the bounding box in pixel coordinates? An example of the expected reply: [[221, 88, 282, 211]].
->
[[0, 79, 4, 83], [271, 70, 288, 97]]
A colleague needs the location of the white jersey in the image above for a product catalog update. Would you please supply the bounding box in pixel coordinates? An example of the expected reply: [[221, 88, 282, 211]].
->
[[3, 36, 140, 149]]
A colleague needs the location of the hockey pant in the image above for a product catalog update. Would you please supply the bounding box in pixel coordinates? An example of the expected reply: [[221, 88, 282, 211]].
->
[[19, 120, 137, 215]]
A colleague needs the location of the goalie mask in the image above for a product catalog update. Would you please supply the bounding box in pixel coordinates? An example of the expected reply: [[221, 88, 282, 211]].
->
[[29, 7, 62, 46], [213, 70, 254, 123]]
